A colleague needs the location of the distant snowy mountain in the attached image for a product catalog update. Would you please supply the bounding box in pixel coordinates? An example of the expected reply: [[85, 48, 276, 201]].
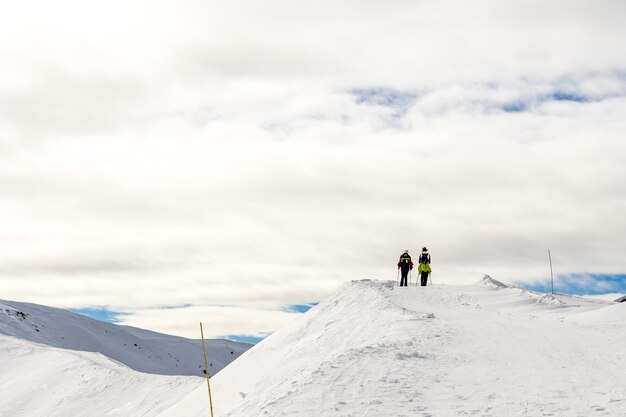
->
[[0, 299, 250, 377], [159, 277, 626, 417]]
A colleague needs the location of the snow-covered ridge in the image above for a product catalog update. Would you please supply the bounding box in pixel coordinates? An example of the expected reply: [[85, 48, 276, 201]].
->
[[479, 274, 514, 288], [2, 280, 624, 417], [480, 274, 615, 308], [0, 299, 250, 377], [159, 279, 625, 417]]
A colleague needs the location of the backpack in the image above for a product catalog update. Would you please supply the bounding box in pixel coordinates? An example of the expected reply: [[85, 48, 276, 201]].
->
[[419, 252, 430, 264], [400, 253, 411, 264]]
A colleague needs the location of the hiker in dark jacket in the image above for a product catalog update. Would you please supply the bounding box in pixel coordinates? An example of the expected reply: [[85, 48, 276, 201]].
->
[[418, 247, 431, 286], [397, 250, 413, 287]]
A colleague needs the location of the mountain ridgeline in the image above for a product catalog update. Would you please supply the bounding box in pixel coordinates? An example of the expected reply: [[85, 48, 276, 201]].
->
[[1, 278, 625, 416], [0, 299, 249, 377]]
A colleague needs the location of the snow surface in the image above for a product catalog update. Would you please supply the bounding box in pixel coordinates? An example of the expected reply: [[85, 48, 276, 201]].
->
[[159, 277, 626, 417], [2, 278, 625, 416], [582, 293, 626, 302], [0, 299, 249, 376], [0, 334, 200, 417]]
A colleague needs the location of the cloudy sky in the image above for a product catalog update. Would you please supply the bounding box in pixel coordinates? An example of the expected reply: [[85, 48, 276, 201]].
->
[[1, 0, 625, 341]]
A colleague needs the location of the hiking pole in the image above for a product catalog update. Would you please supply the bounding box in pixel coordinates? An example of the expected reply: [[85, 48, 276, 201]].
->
[[409, 270, 412, 286], [200, 322, 215, 417], [429, 272, 433, 286], [397, 268, 400, 286]]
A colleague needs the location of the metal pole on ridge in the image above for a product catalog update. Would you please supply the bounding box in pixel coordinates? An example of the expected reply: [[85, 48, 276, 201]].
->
[[200, 322, 215, 417], [548, 248, 554, 295]]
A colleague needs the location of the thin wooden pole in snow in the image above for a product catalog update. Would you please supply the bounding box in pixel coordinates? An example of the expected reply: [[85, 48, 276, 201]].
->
[[200, 322, 215, 417], [548, 248, 554, 295]]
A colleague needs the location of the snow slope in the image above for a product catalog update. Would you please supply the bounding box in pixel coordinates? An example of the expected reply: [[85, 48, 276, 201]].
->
[[0, 334, 200, 417], [160, 277, 626, 417], [0, 299, 249, 377]]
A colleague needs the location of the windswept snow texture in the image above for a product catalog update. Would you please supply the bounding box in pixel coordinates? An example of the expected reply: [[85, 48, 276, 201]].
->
[[0, 334, 200, 417], [0, 299, 250, 377], [160, 279, 626, 417]]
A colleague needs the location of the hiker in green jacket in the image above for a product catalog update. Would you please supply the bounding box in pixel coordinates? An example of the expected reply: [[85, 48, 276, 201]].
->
[[418, 247, 431, 286]]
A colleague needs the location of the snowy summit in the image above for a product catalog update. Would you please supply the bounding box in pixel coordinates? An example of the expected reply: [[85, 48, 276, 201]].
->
[[163, 278, 626, 417], [1, 278, 625, 416]]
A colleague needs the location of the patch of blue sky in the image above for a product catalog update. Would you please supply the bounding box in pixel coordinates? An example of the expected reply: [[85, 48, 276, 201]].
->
[[351, 87, 417, 117], [502, 102, 528, 112], [226, 334, 267, 344], [502, 92, 591, 113], [549, 92, 590, 103], [68, 307, 124, 323], [68, 304, 192, 323], [520, 274, 626, 296], [155, 304, 193, 310], [283, 303, 319, 313]]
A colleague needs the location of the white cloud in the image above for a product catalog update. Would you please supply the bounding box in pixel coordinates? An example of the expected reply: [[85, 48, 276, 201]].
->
[[114, 305, 303, 339], [1, 1, 625, 337]]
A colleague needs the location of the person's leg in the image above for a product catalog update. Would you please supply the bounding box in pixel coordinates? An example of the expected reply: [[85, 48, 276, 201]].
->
[[421, 272, 428, 286], [401, 270, 408, 286]]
